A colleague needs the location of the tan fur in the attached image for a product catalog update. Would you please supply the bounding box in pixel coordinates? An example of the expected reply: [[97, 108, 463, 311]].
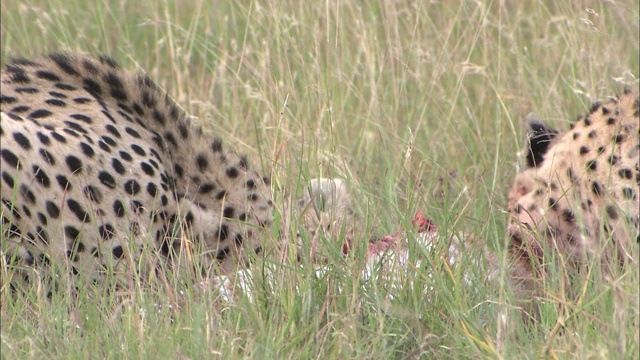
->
[[1, 54, 272, 286], [508, 90, 639, 285]]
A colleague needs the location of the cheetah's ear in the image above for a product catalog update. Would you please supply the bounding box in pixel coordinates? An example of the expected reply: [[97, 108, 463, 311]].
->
[[524, 113, 558, 168]]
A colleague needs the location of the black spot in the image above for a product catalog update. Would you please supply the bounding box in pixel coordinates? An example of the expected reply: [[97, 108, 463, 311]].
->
[[73, 98, 91, 104], [4, 61, 31, 84], [618, 168, 632, 179], [174, 164, 184, 178], [55, 175, 72, 190], [119, 151, 133, 162], [196, 154, 208, 171], [51, 132, 67, 143], [151, 210, 168, 223], [131, 144, 146, 156], [2, 171, 14, 188], [105, 124, 121, 138], [112, 158, 126, 174], [592, 181, 604, 196], [38, 212, 49, 226], [102, 110, 117, 124], [0, 95, 17, 105], [21, 205, 32, 218], [607, 117, 615, 125], [147, 182, 158, 197], [226, 167, 239, 178], [28, 109, 53, 119], [113, 200, 125, 217], [13, 132, 31, 149], [245, 179, 256, 189], [124, 179, 141, 195], [216, 190, 227, 200], [98, 56, 120, 68], [608, 155, 620, 165], [36, 132, 51, 146], [1, 149, 21, 169], [125, 127, 141, 138], [36, 226, 50, 245], [49, 54, 79, 75], [48, 91, 67, 99], [164, 132, 177, 147], [32, 165, 51, 188], [247, 193, 259, 201], [178, 123, 189, 139], [606, 205, 619, 220], [19, 184, 36, 204], [622, 187, 635, 199], [101, 135, 116, 146], [239, 156, 248, 169], [223, 207, 235, 218], [63, 128, 80, 138], [140, 162, 154, 176], [4, 113, 23, 122], [151, 134, 164, 150], [54, 83, 76, 91], [2, 199, 21, 221], [211, 139, 223, 152], [83, 78, 102, 96], [198, 183, 215, 194], [562, 209, 575, 223], [218, 225, 229, 241], [152, 110, 166, 126], [35, 70, 61, 81], [111, 245, 124, 259], [234, 234, 243, 246], [68, 122, 88, 136], [98, 171, 117, 188], [586, 160, 597, 171], [79, 142, 95, 157], [11, 106, 30, 113], [613, 134, 625, 144], [185, 211, 194, 226], [579, 146, 589, 155], [602, 106, 611, 115], [588, 130, 596, 138], [45, 99, 66, 107], [130, 200, 144, 214], [215, 246, 230, 261], [105, 72, 127, 100], [83, 185, 103, 204], [98, 141, 111, 152], [65, 155, 83, 173], [149, 148, 160, 159], [99, 224, 116, 240], [67, 199, 90, 222], [64, 226, 81, 240], [132, 103, 144, 116]]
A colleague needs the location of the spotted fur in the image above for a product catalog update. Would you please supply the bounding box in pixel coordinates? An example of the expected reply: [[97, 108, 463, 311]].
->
[[508, 89, 639, 285], [0, 54, 273, 286]]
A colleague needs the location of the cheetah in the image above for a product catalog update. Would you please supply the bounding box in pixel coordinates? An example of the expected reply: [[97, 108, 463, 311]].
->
[[507, 89, 639, 290], [0, 54, 273, 287]]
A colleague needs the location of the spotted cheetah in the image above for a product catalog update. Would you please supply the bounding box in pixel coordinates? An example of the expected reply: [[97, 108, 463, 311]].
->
[[0, 54, 273, 287], [507, 89, 639, 289]]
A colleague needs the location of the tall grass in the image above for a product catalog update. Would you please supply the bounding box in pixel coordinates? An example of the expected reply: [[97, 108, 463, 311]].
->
[[1, 0, 638, 358]]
